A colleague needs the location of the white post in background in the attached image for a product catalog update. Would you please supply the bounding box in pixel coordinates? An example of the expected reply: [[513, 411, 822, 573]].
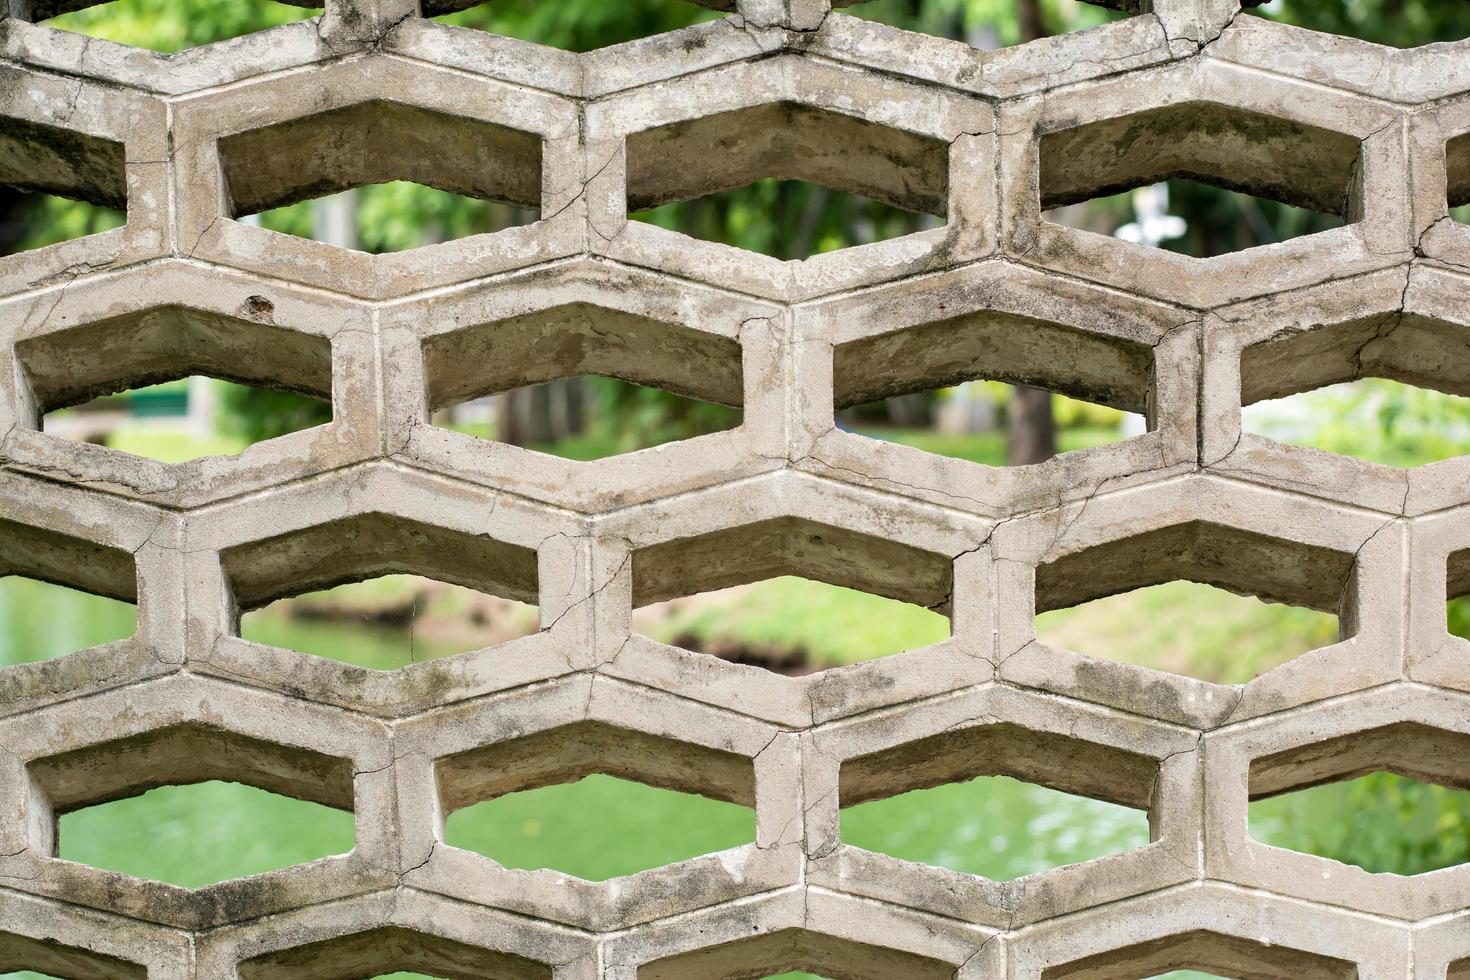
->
[[187, 376, 217, 438], [312, 189, 359, 250], [1115, 184, 1186, 250], [1117, 184, 1186, 439]]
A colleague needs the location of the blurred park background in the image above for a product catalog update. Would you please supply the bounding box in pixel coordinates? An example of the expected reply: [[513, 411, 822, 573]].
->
[[5, 2, 1470, 977]]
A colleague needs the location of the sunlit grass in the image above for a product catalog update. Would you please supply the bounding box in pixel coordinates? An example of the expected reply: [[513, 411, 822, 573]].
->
[[1244, 379, 1470, 467], [45, 0, 315, 51], [102, 429, 250, 463], [434, 0, 724, 51], [45, 378, 327, 463], [636, 577, 950, 667], [1037, 581, 1340, 685], [863, 423, 1125, 465]]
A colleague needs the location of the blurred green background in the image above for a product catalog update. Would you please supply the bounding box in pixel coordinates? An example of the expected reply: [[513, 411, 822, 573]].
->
[[6, 1, 1470, 978]]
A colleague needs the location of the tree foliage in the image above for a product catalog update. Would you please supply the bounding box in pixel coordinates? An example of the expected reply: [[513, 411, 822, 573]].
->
[[1249, 0, 1470, 49], [1252, 772, 1470, 876]]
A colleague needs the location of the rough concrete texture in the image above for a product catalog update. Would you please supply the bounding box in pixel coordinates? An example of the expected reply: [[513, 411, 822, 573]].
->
[[0, 0, 1467, 975]]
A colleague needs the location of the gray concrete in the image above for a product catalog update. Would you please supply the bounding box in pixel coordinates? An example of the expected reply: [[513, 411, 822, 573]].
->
[[0, 0, 1468, 975]]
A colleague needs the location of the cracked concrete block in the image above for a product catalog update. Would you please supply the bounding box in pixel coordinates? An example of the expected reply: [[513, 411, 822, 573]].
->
[[1204, 686, 1470, 921], [0, 1, 1460, 975], [1008, 883, 1410, 980]]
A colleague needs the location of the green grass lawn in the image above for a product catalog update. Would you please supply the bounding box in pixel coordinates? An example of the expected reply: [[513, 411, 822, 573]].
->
[[93, 417, 1125, 468], [1036, 581, 1340, 685], [103, 429, 249, 463], [638, 577, 951, 666], [444, 422, 693, 461], [858, 424, 1125, 465]]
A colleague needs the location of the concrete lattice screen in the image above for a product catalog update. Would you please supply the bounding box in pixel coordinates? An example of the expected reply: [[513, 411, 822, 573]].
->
[[2, 0, 1470, 975]]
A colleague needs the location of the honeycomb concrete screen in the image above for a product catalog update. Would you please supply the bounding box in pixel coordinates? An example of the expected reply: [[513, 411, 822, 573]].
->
[[0, 0, 1468, 976]]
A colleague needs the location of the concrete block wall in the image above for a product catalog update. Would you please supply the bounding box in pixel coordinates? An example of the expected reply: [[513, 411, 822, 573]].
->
[[0, 0, 1468, 974]]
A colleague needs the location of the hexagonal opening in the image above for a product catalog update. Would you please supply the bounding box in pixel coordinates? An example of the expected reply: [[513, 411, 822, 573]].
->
[[625, 103, 948, 260], [0, 116, 125, 257], [431, 0, 725, 50], [1243, 379, 1470, 467], [28, 723, 356, 888], [423, 303, 742, 458], [0, 932, 144, 979], [1248, 722, 1470, 876], [237, 926, 552, 980], [60, 780, 354, 888], [634, 576, 948, 672], [837, 384, 1138, 466], [638, 929, 955, 980], [1447, 548, 1470, 641], [1045, 179, 1344, 258], [436, 721, 755, 881], [634, 179, 939, 261], [36, 0, 318, 51], [1037, 581, 1338, 685], [844, 0, 1130, 48], [838, 723, 1156, 879], [241, 574, 538, 669], [1245, 0, 1470, 47], [1240, 315, 1470, 466], [632, 517, 952, 671], [217, 102, 542, 252], [0, 578, 135, 669], [222, 514, 540, 671], [40, 376, 329, 463], [248, 182, 538, 254], [1453, 957, 1470, 980], [1446, 130, 1470, 225], [1040, 930, 1357, 980], [438, 377, 740, 459], [1040, 102, 1361, 259], [0, 517, 137, 668], [15, 305, 334, 462], [1036, 522, 1351, 683], [446, 773, 753, 880], [834, 315, 1152, 466]]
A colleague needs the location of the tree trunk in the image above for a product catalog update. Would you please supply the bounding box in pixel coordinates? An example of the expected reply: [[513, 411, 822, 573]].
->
[[1007, 388, 1057, 465], [497, 392, 521, 446], [0, 189, 29, 256], [885, 393, 931, 428], [1017, 0, 1047, 42], [523, 383, 556, 445], [1004, 0, 1058, 468], [563, 377, 586, 436]]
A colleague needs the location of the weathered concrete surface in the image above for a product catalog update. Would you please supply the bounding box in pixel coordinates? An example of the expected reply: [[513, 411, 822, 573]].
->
[[0, 0, 1468, 975]]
